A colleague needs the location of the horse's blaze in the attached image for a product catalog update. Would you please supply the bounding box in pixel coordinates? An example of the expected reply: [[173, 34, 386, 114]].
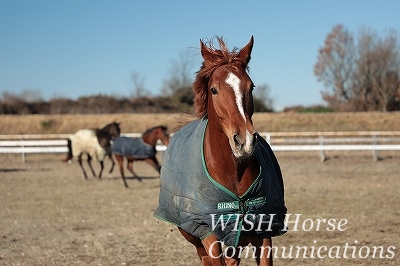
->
[[224, 72, 256, 158]]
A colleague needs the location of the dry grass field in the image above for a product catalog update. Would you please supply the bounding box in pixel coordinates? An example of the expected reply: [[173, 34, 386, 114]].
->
[[1, 112, 400, 134], [1, 112, 399, 265]]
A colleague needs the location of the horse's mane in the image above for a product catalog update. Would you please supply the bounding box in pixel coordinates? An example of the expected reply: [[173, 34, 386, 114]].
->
[[100, 122, 120, 133], [193, 36, 251, 118], [143, 125, 168, 136], [166, 113, 197, 134]]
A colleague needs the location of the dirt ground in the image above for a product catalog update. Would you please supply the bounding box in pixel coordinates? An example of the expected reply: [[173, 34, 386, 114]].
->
[[0, 151, 399, 265]]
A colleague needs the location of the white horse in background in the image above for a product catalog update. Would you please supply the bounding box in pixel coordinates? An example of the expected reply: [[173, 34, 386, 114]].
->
[[63, 122, 121, 179]]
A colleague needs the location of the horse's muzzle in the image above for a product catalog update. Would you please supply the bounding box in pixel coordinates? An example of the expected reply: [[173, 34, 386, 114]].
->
[[231, 131, 257, 158]]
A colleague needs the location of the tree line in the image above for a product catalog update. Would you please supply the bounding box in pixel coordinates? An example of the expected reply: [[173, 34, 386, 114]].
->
[[2, 24, 399, 114], [0, 89, 273, 115]]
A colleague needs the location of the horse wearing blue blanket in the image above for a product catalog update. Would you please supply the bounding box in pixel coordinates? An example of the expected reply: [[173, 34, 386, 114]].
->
[[154, 36, 287, 265], [112, 125, 169, 188]]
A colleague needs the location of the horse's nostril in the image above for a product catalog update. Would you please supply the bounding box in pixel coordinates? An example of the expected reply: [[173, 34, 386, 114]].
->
[[233, 134, 242, 149]]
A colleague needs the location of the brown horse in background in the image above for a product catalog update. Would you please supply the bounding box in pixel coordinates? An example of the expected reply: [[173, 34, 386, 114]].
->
[[154, 36, 287, 265], [112, 125, 169, 188], [63, 122, 121, 179]]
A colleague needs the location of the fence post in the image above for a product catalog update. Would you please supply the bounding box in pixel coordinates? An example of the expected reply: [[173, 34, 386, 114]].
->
[[265, 133, 271, 144], [319, 136, 326, 162], [372, 134, 378, 161], [21, 136, 26, 163]]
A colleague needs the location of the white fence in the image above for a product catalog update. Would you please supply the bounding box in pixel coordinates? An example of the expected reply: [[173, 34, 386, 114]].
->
[[0, 133, 167, 162], [1, 131, 400, 162], [260, 131, 400, 161]]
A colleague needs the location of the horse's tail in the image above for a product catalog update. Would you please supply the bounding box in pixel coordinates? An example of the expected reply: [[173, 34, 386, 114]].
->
[[62, 139, 73, 163]]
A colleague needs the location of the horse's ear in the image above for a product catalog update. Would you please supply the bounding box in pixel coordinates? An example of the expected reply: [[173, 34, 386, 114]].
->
[[200, 39, 215, 65], [237, 35, 254, 66]]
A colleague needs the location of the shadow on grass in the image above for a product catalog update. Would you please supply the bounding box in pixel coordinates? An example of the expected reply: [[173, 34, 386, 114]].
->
[[0, 168, 27, 173]]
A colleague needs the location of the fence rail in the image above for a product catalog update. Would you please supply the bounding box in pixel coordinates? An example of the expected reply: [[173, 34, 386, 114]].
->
[[1, 131, 400, 162], [0, 134, 166, 162], [259, 131, 400, 161]]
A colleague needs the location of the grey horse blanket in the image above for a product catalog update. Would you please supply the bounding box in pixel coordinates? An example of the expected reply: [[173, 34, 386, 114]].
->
[[112, 136, 156, 158], [154, 118, 287, 247]]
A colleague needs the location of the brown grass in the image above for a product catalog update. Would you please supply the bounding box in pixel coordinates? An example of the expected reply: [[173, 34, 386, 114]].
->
[[1, 112, 400, 135], [0, 153, 399, 265]]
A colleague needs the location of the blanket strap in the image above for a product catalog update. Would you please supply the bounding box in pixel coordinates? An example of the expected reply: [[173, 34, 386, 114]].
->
[[217, 196, 266, 212]]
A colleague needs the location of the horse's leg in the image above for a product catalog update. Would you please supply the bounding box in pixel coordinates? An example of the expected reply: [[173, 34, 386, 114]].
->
[[248, 237, 273, 266], [127, 159, 141, 181], [201, 234, 226, 266], [195, 237, 246, 266], [98, 160, 104, 179], [62, 139, 73, 163], [224, 249, 241, 266], [108, 152, 115, 173], [144, 157, 161, 173], [86, 154, 97, 177], [177, 228, 214, 266], [114, 155, 128, 188], [77, 154, 88, 179]]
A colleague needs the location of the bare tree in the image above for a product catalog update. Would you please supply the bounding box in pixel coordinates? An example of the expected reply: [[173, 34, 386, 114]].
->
[[0, 89, 45, 114], [19, 89, 43, 103], [161, 50, 195, 96], [314, 25, 356, 111], [370, 30, 400, 111], [130, 71, 147, 97], [352, 28, 400, 111], [315, 25, 400, 111], [254, 83, 274, 112], [352, 28, 377, 111]]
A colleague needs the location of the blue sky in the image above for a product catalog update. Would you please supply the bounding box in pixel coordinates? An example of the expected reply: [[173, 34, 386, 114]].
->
[[1, 1, 399, 111]]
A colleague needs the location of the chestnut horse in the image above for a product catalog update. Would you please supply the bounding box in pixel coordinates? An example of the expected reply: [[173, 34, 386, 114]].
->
[[154, 36, 287, 265], [64, 122, 121, 179], [112, 125, 169, 188]]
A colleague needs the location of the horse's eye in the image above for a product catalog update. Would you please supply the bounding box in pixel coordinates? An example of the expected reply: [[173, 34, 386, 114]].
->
[[210, 87, 218, 95]]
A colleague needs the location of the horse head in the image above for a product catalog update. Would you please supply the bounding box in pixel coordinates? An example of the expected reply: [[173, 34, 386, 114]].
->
[[157, 125, 170, 146], [103, 122, 121, 139], [193, 36, 257, 158], [142, 125, 170, 146]]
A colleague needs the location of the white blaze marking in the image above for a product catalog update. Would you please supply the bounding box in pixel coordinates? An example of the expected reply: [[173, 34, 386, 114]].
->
[[225, 72, 245, 122]]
